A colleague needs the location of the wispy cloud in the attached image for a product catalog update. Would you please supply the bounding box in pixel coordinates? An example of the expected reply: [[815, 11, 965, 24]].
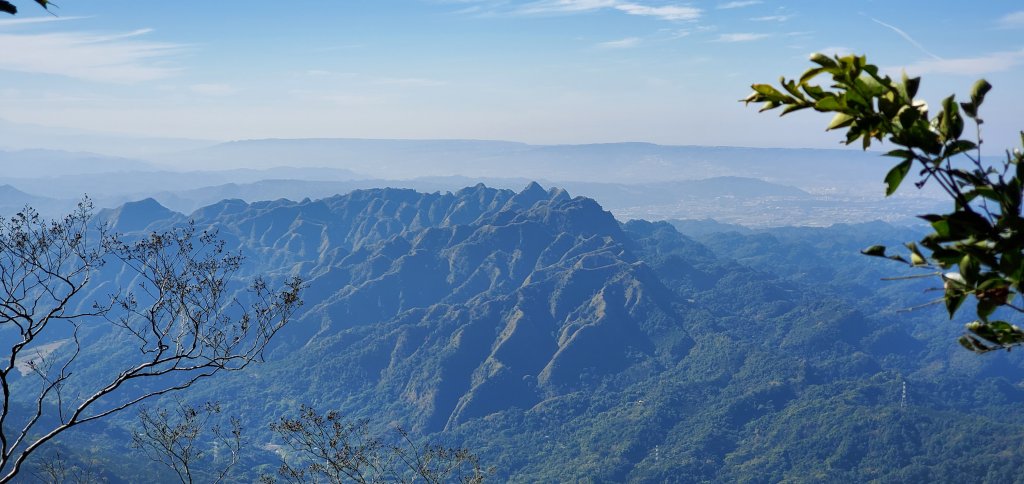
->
[[375, 77, 448, 87], [901, 49, 1024, 76], [298, 70, 446, 87], [751, 14, 793, 22], [597, 36, 641, 48], [871, 17, 942, 61], [714, 32, 770, 42], [997, 11, 1024, 29], [519, 0, 617, 14], [463, 0, 701, 21], [814, 46, 855, 58], [717, 1, 761, 9], [614, 4, 701, 21], [0, 28, 183, 83], [0, 15, 91, 26], [190, 83, 236, 96]]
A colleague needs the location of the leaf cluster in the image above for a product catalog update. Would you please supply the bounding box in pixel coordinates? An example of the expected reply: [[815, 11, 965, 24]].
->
[[744, 53, 1024, 353]]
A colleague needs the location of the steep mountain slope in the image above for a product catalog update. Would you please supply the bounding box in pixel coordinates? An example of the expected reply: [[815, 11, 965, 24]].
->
[[31, 185, 1024, 482], [164, 184, 692, 436]]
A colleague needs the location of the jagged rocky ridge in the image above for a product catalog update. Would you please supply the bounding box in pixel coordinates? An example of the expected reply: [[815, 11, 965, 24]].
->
[[122, 183, 689, 433], [57, 183, 1024, 482]]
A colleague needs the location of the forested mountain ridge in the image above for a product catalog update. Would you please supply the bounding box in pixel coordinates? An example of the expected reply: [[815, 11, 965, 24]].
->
[[33, 184, 1024, 482], [155, 183, 693, 435]]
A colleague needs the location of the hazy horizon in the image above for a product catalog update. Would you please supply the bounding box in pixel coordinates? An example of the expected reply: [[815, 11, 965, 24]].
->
[[2, 1, 1024, 151]]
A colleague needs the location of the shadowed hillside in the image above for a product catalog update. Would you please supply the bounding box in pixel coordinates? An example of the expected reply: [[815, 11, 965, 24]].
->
[[31, 184, 1024, 482]]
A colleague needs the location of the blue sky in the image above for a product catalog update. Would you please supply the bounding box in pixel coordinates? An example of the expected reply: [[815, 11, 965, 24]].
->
[[1, 1, 1023, 150]]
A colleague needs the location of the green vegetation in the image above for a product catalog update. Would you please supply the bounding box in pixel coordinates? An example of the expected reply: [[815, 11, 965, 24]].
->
[[8, 186, 1024, 481], [745, 53, 1024, 353], [263, 406, 488, 484]]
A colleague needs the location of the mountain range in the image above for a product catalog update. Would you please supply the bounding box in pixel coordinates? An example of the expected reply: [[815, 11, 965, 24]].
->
[[28, 183, 1024, 482]]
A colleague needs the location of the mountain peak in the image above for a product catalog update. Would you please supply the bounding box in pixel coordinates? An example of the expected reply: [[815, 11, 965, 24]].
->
[[521, 181, 545, 195], [503, 181, 552, 212], [101, 198, 184, 232]]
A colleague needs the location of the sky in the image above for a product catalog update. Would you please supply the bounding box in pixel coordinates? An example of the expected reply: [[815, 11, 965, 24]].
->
[[1, 0, 1024, 151]]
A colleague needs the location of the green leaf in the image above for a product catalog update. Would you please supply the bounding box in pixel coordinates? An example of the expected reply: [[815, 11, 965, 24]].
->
[[960, 254, 980, 282], [884, 149, 917, 160], [861, 245, 887, 257], [944, 140, 977, 158], [780, 104, 810, 116], [808, 53, 837, 68], [977, 299, 998, 321], [887, 254, 909, 264], [814, 96, 844, 112], [884, 159, 913, 196], [798, 67, 827, 85], [827, 113, 854, 130], [896, 105, 920, 129], [903, 72, 920, 99], [970, 79, 992, 108], [752, 84, 787, 101], [904, 241, 927, 266], [938, 95, 963, 140], [945, 292, 967, 319], [945, 210, 993, 239], [960, 101, 977, 119]]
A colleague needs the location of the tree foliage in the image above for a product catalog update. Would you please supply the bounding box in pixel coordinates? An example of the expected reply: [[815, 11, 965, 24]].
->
[[263, 405, 489, 484], [744, 53, 1024, 353], [131, 400, 242, 484], [0, 201, 303, 481]]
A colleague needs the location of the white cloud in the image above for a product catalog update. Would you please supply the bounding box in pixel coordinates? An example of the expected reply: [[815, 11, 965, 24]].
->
[[518, 0, 617, 14], [751, 14, 793, 22], [902, 49, 1024, 76], [0, 15, 91, 26], [190, 83, 236, 96], [814, 46, 855, 58], [717, 1, 761, 9], [0, 28, 183, 83], [997, 11, 1024, 29], [509, 0, 701, 21], [714, 32, 770, 42], [597, 36, 641, 48], [615, 4, 700, 21]]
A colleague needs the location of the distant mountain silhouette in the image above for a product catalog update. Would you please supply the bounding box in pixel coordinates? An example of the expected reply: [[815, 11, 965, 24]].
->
[[96, 197, 185, 232], [0, 183, 66, 216], [0, 149, 157, 178], [162, 138, 889, 194]]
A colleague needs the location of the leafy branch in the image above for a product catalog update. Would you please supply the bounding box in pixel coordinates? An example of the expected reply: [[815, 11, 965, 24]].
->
[[744, 53, 1024, 353]]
